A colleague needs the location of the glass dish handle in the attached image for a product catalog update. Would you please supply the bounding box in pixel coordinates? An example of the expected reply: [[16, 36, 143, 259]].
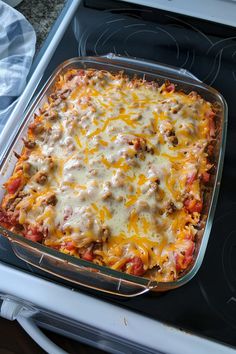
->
[[10, 239, 150, 297], [102, 53, 202, 83]]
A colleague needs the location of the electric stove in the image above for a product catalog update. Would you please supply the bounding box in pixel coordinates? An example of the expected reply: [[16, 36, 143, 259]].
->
[[1, 0, 236, 352]]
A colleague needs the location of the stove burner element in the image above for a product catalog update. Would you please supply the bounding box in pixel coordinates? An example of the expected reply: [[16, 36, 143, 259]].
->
[[74, 6, 236, 88], [198, 210, 236, 328], [74, 8, 194, 70]]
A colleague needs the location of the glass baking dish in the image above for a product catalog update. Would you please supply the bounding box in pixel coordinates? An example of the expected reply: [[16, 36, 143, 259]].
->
[[0, 54, 227, 297]]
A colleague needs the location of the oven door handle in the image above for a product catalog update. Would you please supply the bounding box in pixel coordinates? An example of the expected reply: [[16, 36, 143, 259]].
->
[[17, 316, 68, 354], [0, 298, 67, 354]]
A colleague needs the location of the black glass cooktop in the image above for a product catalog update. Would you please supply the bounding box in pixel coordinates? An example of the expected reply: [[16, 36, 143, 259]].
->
[[1, 0, 236, 350]]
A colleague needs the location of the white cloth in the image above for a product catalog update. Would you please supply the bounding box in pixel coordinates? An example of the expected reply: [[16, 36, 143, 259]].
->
[[0, 0, 36, 131]]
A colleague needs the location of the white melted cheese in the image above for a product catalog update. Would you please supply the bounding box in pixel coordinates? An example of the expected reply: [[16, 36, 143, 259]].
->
[[17, 69, 212, 280]]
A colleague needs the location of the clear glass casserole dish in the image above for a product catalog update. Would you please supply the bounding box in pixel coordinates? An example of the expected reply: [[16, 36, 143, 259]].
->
[[0, 54, 227, 297]]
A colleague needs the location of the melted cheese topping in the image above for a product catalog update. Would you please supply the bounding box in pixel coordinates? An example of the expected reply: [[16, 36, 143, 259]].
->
[[1, 69, 214, 282]]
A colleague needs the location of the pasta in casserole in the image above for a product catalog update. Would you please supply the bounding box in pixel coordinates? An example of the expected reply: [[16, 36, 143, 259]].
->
[[0, 68, 216, 281]]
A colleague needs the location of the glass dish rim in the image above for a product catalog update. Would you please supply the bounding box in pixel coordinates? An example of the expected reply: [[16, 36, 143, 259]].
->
[[0, 53, 228, 292]]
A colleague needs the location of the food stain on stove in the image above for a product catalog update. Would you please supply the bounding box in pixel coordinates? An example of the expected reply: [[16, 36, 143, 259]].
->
[[123, 317, 128, 326]]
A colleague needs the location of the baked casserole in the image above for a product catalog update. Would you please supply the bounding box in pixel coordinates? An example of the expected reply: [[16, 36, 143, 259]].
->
[[0, 68, 216, 282]]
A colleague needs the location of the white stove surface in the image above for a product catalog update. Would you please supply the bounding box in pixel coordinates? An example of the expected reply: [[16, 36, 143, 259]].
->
[[121, 0, 236, 27], [0, 262, 235, 354]]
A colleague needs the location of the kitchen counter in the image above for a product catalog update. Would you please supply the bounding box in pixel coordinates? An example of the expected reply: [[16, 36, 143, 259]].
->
[[16, 0, 65, 50]]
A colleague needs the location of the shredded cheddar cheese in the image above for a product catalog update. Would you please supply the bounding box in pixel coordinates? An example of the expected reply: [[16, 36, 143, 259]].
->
[[0, 68, 215, 282]]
